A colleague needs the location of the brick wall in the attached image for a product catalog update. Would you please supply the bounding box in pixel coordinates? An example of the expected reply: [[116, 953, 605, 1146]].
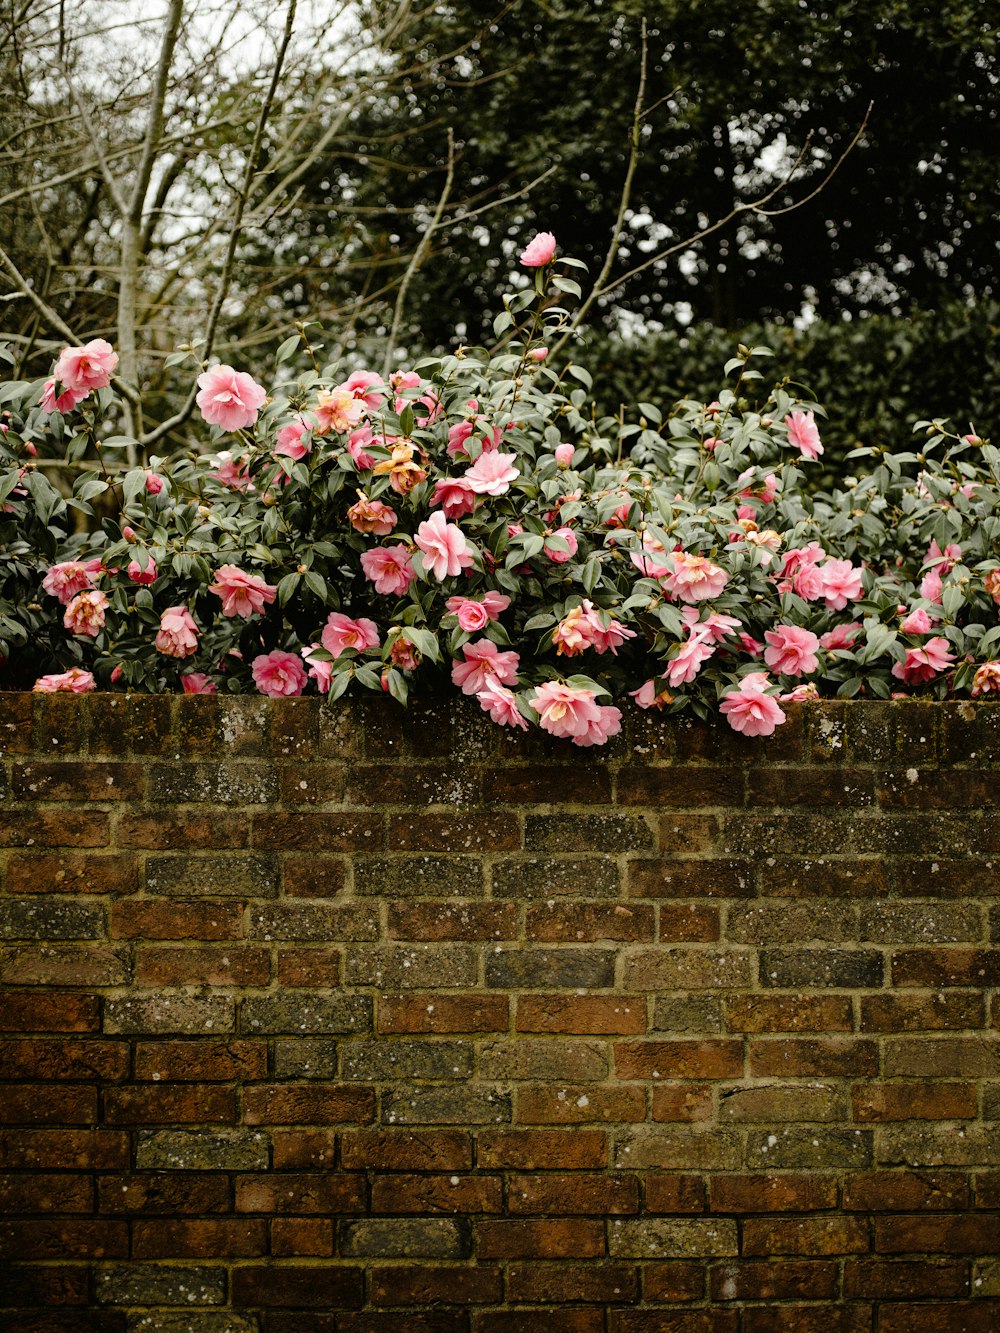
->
[[1, 692, 999, 1333]]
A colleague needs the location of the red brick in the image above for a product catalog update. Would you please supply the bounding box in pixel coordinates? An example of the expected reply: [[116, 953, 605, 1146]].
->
[[876, 1214, 1000, 1253], [852, 1081, 976, 1121], [627, 858, 754, 898], [741, 1311, 870, 1333], [0, 1173, 93, 1214], [370, 1264, 503, 1305], [651, 1086, 713, 1123], [0, 1220, 128, 1258], [0, 812, 109, 847], [842, 1171, 969, 1212], [861, 991, 983, 1031], [12, 761, 142, 801], [281, 855, 348, 897], [0, 1262, 89, 1305], [975, 1172, 1000, 1208], [231, 1262, 363, 1307], [657, 904, 721, 942], [387, 813, 521, 851], [236, 1173, 365, 1213], [0, 1039, 128, 1082], [0, 1129, 129, 1170], [275, 948, 342, 986], [710, 1259, 839, 1300], [134, 1039, 267, 1082], [877, 1305, 1000, 1333], [96, 1173, 230, 1215], [243, 1084, 375, 1126], [271, 1130, 338, 1169], [0, 993, 98, 1033], [134, 945, 270, 987], [101, 1085, 238, 1124], [251, 811, 382, 851], [891, 948, 1000, 987], [340, 1129, 473, 1171], [643, 1175, 706, 1214], [115, 810, 250, 848], [388, 902, 520, 941], [280, 765, 346, 805], [725, 994, 853, 1033], [709, 1174, 838, 1214], [476, 1219, 605, 1259], [641, 1261, 705, 1301], [488, 765, 611, 804], [132, 1218, 266, 1257], [516, 1084, 646, 1124], [843, 1257, 969, 1298], [611, 1313, 739, 1333], [615, 1040, 743, 1080], [743, 1216, 870, 1255], [0, 1085, 96, 1125], [110, 899, 244, 940], [477, 1129, 607, 1169], [749, 1038, 878, 1077], [507, 1172, 639, 1215], [270, 1217, 333, 1256], [369, 1173, 502, 1214], [507, 1261, 639, 1303], [0, 944, 126, 988], [476, 1315, 604, 1333], [380, 993, 509, 1034], [340, 1318, 462, 1333], [6, 852, 138, 895], [526, 903, 656, 942], [618, 766, 744, 807], [518, 994, 646, 1035]]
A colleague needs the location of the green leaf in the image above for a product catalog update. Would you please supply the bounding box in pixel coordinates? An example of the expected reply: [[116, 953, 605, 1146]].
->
[[275, 334, 300, 365]]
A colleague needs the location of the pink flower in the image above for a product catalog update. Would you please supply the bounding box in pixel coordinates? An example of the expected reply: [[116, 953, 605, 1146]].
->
[[209, 451, 251, 490], [251, 650, 308, 697], [900, 607, 935, 635], [181, 672, 217, 694], [821, 559, 863, 610], [662, 551, 728, 603], [792, 563, 825, 602], [42, 558, 102, 605], [415, 511, 475, 580], [53, 339, 118, 394], [529, 347, 549, 362], [344, 370, 385, 411], [347, 493, 397, 535], [780, 682, 820, 702], [209, 566, 276, 619], [544, 527, 578, 564], [552, 605, 593, 656], [555, 444, 575, 468], [926, 539, 961, 574], [321, 612, 380, 658], [452, 639, 520, 695], [40, 380, 88, 415], [275, 417, 312, 461], [531, 681, 602, 739], [63, 589, 108, 638], [144, 471, 164, 495], [785, 410, 823, 461], [720, 674, 786, 737], [431, 477, 477, 520], [891, 636, 955, 685], [476, 683, 529, 729], [630, 532, 670, 579], [763, 625, 820, 677], [391, 371, 442, 424], [464, 450, 520, 496], [919, 567, 943, 604], [972, 661, 1000, 697], [360, 544, 415, 596], [32, 667, 96, 693], [739, 631, 765, 657], [315, 386, 366, 436], [571, 704, 623, 748], [301, 644, 333, 693], [348, 426, 377, 470], [584, 603, 636, 655], [630, 679, 673, 710], [520, 231, 557, 267], [196, 365, 267, 432], [666, 635, 716, 687], [445, 593, 510, 633], [985, 569, 1000, 606], [155, 606, 199, 657], [127, 556, 157, 585], [681, 607, 741, 643], [820, 622, 862, 650], [447, 406, 503, 459]]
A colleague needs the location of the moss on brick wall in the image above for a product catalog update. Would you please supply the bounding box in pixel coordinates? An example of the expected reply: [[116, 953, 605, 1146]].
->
[[1, 694, 999, 1329]]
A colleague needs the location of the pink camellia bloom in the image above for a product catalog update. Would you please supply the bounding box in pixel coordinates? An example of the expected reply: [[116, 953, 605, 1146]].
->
[[209, 565, 277, 619], [629, 531, 670, 579], [275, 416, 312, 461], [739, 631, 765, 656], [321, 612, 380, 658], [122, 527, 137, 541], [720, 673, 787, 737], [764, 624, 820, 677], [972, 661, 1000, 697], [430, 477, 477, 520], [390, 370, 442, 424], [926, 539, 961, 573], [344, 370, 385, 411], [300, 644, 333, 693], [181, 672, 217, 694], [251, 649, 308, 697], [572, 704, 623, 748], [790, 562, 825, 602], [919, 567, 943, 604], [464, 450, 520, 496], [415, 511, 475, 580], [785, 410, 823, 461], [552, 605, 593, 657], [891, 636, 955, 685], [388, 633, 420, 672], [445, 592, 510, 633], [347, 426, 377, 470], [209, 451, 251, 490], [520, 231, 557, 267], [196, 364, 267, 432], [42, 558, 102, 605], [53, 339, 118, 394], [820, 559, 863, 610], [900, 607, 935, 635], [666, 635, 716, 688], [63, 589, 108, 638], [681, 607, 741, 644], [630, 678, 673, 710], [820, 622, 862, 651], [452, 639, 520, 695], [476, 682, 529, 730], [155, 606, 199, 657], [315, 386, 366, 436], [529, 347, 549, 362], [554, 443, 575, 468], [127, 556, 157, 585], [33, 667, 96, 693], [584, 602, 636, 655], [359, 544, 415, 596], [984, 569, 1000, 605], [144, 471, 164, 495], [780, 681, 821, 702], [40, 379, 88, 415], [544, 527, 578, 564], [347, 492, 397, 535], [662, 550, 728, 603], [531, 680, 602, 739]]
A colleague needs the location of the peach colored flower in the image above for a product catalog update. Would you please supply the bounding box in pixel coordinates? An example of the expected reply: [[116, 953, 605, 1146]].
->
[[42, 558, 102, 605], [343, 370, 385, 411], [32, 667, 96, 693], [720, 674, 786, 737], [984, 569, 1000, 605], [347, 492, 397, 535], [155, 606, 199, 657], [321, 613, 380, 658], [388, 633, 420, 672], [196, 365, 267, 431], [662, 551, 728, 603], [531, 680, 602, 739], [791, 562, 825, 601], [919, 566, 943, 604], [552, 605, 593, 657], [63, 589, 108, 638], [415, 511, 474, 580], [452, 639, 520, 695], [763, 625, 820, 677], [209, 566, 276, 619], [476, 682, 529, 730], [464, 450, 520, 496], [372, 441, 427, 495], [431, 477, 477, 520], [629, 531, 670, 579], [529, 347, 549, 362], [144, 472, 164, 495], [891, 637, 955, 685], [972, 661, 1000, 696], [252, 649, 308, 697], [780, 682, 820, 702], [315, 386, 366, 435], [181, 672, 217, 694], [53, 339, 118, 394], [785, 410, 823, 461], [520, 231, 556, 267], [360, 544, 415, 596]]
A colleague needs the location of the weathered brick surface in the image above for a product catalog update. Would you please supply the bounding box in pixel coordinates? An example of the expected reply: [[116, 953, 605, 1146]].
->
[[1, 695, 998, 1324]]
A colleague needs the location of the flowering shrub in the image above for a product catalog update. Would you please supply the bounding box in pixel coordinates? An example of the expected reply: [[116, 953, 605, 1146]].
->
[[0, 239, 997, 743]]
